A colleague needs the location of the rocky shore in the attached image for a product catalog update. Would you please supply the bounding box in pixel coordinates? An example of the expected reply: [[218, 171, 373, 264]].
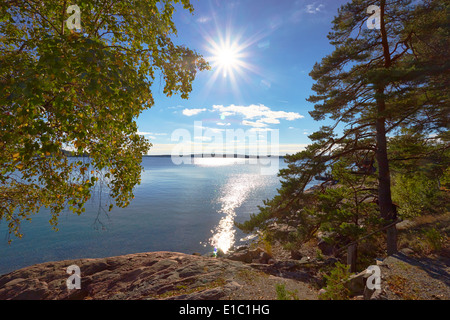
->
[[1, 244, 449, 300], [0, 250, 319, 300]]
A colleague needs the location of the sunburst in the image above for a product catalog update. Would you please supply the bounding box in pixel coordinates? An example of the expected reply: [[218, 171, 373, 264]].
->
[[208, 40, 244, 78], [204, 30, 259, 87]]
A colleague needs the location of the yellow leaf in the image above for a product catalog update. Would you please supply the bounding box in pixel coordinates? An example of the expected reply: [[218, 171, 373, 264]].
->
[[12, 153, 20, 159]]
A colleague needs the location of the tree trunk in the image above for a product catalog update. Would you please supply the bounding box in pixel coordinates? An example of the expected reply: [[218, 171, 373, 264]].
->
[[376, 0, 398, 256], [375, 103, 398, 255]]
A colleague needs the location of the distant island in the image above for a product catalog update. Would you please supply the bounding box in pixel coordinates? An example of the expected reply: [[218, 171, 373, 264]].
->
[[144, 154, 284, 158], [61, 149, 285, 159]]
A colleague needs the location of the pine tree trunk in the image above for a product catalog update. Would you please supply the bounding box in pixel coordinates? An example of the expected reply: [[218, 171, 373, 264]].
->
[[376, 0, 398, 256], [375, 95, 398, 255]]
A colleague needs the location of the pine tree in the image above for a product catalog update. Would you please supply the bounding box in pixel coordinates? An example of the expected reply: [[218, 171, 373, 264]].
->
[[238, 0, 449, 257]]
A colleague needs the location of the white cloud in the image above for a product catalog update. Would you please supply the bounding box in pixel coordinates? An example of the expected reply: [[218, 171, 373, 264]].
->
[[242, 120, 269, 128], [137, 131, 167, 137], [212, 104, 303, 129], [168, 105, 185, 110], [259, 117, 280, 125], [217, 122, 231, 126], [182, 108, 207, 117], [305, 3, 324, 14], [137, 131, 157, 139]]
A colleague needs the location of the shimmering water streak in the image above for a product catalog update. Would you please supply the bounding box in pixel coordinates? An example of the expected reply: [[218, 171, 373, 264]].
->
[[209, 173, 268, 253]]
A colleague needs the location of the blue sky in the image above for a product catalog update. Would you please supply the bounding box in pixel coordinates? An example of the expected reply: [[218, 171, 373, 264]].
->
[[137, 0, 349, 155]]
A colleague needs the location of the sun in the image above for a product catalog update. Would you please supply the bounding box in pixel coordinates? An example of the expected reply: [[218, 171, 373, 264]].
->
[[211, 45, 240, 78], [208, 41, 244, 78], [204, 29, 257, 82], [201, 28, 264, 98], [217, 48, 236, 66]]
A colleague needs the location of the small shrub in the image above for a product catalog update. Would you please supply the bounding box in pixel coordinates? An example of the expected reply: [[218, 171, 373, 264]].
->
[[319, 262, 351, 300], [392, 173, 443, 218], [275, 283, 299, 300], [423, 227, 445, 252]]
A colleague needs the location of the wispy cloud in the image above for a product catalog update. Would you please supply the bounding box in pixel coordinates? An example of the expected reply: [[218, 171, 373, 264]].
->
[[196, 16, 212, 23], [242, 120, 270, 128], [305, 3, 324, 14], [168, 105, 185, 110], [290, 2, 325, 23], [137, 131, 167, 137], [257, 40, 271, 50], [194, 123, 225, 134], [137, 131, 156, 140], [182, 108, 207, 117]]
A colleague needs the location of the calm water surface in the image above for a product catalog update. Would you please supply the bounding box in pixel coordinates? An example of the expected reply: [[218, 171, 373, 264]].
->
[[0, 156, 308, 275]]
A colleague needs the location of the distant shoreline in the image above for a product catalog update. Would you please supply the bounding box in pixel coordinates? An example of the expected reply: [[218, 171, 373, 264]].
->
[[143, 154, 285, 158], [62, 151, 286, 159]]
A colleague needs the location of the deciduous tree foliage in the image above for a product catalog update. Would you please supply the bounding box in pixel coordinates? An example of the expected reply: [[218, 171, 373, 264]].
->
[[0, 0, 209, 241], [238, 0, 449, 256]]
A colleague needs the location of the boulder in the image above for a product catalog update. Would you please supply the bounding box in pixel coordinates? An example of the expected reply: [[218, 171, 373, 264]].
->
[[266, 222, 297, 240], [344, 270, 369, 296], [259, 251, 272, 264], [290, 249, 303, 260], [226, 247, 273, 264]]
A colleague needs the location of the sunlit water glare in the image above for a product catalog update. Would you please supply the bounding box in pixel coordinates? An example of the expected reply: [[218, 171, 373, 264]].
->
[[210, 173, 270, 253]]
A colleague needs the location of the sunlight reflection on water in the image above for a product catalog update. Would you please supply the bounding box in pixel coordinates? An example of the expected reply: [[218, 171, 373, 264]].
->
[[209, 173, 269, 253]]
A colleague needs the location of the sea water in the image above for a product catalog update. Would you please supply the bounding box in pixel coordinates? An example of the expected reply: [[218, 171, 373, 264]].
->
[[0, 156, 305, 275]]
